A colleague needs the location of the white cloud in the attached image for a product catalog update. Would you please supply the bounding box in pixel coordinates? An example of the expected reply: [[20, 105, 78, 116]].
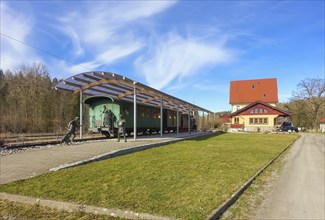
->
[[0, 2, 40, 70], [54, 1, 176, 74], [63, 26, 84, 57], [112, 1, 177, 22], [135, 31, 233, 90], [97, 42, 144, 64]]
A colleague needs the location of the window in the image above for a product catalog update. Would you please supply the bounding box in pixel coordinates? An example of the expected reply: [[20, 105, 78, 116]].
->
[[234, 117, 239, 124], [250, 107, 268, 114], [249, 118, 268, 125]]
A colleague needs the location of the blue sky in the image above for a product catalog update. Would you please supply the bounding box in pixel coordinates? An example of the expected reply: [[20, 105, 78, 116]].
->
[[1, 1, 324, 112]]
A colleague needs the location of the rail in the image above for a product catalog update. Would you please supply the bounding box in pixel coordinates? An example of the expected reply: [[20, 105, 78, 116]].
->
[[0, 132, 105, 149]]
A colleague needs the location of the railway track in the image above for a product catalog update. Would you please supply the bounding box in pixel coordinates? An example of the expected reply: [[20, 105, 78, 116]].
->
[[0, 133, 107, 149]]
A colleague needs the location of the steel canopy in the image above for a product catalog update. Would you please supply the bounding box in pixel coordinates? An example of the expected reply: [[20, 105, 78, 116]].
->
[[54, 71, 213, 114]]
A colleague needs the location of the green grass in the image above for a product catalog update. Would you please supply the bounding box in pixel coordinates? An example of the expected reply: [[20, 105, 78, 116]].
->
[[0, 133, 298, 219], [0, 199, 120, 220], [220, 141, 290, 220]]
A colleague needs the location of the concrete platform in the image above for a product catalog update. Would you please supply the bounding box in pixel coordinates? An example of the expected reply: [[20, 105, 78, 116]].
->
[[0, 132, 210, 185]]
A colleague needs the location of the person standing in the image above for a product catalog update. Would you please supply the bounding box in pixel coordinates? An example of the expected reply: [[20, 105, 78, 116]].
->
[[102, 105, 109, 126], [102, 106, 114, 134], [117, 115, 127, 142]]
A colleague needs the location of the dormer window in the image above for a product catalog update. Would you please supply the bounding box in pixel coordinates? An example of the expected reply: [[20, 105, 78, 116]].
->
[[250, 107, 268, 114]]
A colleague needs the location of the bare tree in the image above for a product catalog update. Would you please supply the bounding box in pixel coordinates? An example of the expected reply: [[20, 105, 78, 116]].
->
[[0, 63, 81, 133], [291, 77, 325, 130]]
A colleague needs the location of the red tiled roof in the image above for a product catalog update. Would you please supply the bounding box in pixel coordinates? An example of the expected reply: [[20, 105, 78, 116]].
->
[[219, 113, 231, 123], [229, 78, 278, 104], [320, 118, 325, 123], [230, 100, 290, 117]]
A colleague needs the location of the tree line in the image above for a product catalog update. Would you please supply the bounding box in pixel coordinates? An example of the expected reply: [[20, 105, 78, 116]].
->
[[280, 77, 325, 131], [0, 63, 324, 134], [0, 63, 80, 133]]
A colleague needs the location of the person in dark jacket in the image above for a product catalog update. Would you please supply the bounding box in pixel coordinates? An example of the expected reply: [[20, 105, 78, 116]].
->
[[61, 117, 78, 145]]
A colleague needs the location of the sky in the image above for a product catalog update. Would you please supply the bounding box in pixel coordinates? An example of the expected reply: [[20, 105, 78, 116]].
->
[[1, 0, 324, 112]]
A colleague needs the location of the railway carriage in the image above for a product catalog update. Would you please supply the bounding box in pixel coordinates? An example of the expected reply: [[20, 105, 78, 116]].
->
[[84, 95, 196, 137]]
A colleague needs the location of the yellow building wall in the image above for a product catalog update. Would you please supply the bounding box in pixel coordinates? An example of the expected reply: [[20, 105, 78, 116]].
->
[[231, 104, 249, 113], [241, 115, 278, 127], [232, 115, 279, 129], [231, 116, 245, 125]]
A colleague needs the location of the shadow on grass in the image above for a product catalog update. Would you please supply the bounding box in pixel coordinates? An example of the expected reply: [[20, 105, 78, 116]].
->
[[192, 131, 225, 141]]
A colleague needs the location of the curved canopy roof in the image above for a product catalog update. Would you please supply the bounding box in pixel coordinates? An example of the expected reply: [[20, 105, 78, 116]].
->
[[54, 71, 212, 114]]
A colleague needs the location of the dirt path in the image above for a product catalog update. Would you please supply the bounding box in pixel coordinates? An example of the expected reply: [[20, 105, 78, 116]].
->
[[254, 133, 325, 219]]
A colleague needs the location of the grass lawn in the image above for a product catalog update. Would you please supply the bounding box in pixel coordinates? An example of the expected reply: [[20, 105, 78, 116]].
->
[[0, 133, 298, 219], [0, 199, 119, 220]]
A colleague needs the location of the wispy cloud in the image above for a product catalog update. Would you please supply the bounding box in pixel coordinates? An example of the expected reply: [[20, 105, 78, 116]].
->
[[55, 1, 177, 72], [63, 26, 84, 57], [135, 31, 233, 90], [0, 2, 40, 70], [1, 1, 177, 75]]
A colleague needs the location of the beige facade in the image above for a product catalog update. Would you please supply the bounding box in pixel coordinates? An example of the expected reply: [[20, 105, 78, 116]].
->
[[230, 101, 290, 132], [232, 114, 279, 132]]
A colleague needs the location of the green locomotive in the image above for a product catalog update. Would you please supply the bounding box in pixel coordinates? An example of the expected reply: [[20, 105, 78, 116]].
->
[[84, 95, 196, 137]]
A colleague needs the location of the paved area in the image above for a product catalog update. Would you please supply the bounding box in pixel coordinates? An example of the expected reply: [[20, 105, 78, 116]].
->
[[254, 133, 325, 219], [0, 132, 209, 185]]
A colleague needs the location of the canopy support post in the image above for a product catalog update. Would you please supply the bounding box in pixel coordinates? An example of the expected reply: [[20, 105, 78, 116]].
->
[[133, 84, 137, 141], [79, 89, 83, 140], [177, 103, 179, 135], [188, 107, 191, 134], [160, 97, 163, 137]]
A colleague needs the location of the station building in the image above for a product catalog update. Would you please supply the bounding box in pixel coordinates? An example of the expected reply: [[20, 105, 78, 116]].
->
[[229, 78, 290, 132]]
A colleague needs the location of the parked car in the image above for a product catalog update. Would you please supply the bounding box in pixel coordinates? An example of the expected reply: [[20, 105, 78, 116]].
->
[[279, 122, 299, 132]]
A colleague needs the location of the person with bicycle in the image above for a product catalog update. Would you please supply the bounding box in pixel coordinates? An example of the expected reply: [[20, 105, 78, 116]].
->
[[61, 117, 79, 145]]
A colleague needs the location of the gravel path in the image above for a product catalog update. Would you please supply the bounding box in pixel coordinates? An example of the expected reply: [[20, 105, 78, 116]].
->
[[253, 133, 325, 219]]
